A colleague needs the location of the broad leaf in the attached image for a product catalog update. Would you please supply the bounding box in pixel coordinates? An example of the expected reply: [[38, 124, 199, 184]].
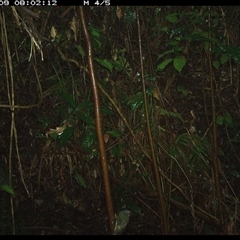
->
[[173, 56, 186, 73], [157, 59, 172, 71]]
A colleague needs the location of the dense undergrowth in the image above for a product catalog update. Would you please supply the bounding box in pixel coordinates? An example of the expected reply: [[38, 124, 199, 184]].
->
[[0, 6, 240, 234]]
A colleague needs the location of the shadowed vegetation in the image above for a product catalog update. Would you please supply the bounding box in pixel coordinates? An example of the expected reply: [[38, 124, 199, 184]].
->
[[0, 6, 240, 234]]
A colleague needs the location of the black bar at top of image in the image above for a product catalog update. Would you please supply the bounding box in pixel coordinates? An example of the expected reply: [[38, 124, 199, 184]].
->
[[80, 0, 155, 6], [8, 0, 58, 6], [77, 0, 158, 6], [54, 0, 157, 6], [8, 0, 160, 6]]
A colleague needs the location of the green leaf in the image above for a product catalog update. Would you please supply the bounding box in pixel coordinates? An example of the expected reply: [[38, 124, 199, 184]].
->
[[166, 13, 178, 23], [113, 56, 129, 69], [146, 87, 154, 96], [157, 50, 173, 60], [107, 130, 122, 138], [225, 111, 232, 124], [167, 40, 179, 46], [169, 111, 184, 122], [157, 59, 172, 71], [74, 172, 87, 188], [159, 108, 168, 115], [204, 41, 210, 51], [159, 108, 183, 122], [212, 45, 222, 56], [59, 126, 73, 145], [173, 56, 186, 73], [78, 100, 93, 112], [101, 106, 114, 115], [75, 45, 85, 57], [177, 85, 189, 96], [213, 60, 220, 69], [88, 25, 100, 38], [157, 126, 167, 132], [82, 131, 97, 148], [216, 115, 224, 125], [0, 184, 14, 195], [155, 7, 161, 16], [185, 33, 207, 41], [220, 53, 229, 65], [49, 131, 58, 141], [95, 58, 113, 72], [79, 113, 94, 125], [126, 92, 143, 111], [93, 39, 102, 50], [110, 146, 124, 157], [59, 91, 76, 108], [161, 26, 168, 32], [220, 45, 240, 64]]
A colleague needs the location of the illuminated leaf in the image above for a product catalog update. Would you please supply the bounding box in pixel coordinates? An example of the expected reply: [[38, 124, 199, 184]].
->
[[173, 56, 186, 73]]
